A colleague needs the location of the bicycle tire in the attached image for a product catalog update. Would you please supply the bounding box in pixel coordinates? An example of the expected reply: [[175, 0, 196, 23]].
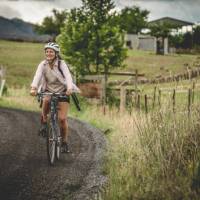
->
[[46, 122, 56, 165], [55, 123, 61, 160], [56, 136, 61, 160], [56, 142, 61, 160]]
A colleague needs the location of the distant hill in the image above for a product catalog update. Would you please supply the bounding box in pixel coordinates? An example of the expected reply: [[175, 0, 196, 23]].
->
[[0, 16, 52, 42]]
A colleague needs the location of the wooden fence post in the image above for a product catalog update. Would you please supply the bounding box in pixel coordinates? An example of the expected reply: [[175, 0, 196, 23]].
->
[[134, 69, 138, 105], [135, 69, 138, 91], [0, 66, 6, 98], [120, 86, 126, 113], [0, 79, 5, 98], [145, 94, 148, 114], [152, 86, 157, 108], [172, 89, 176, 113], [137, 94, 140, 110], [188, 88, 192, 116], [192, 81, 195, 103], [187, 67, 191, 81], [158, 89, 161, 107], [101, 76, 106, 114]]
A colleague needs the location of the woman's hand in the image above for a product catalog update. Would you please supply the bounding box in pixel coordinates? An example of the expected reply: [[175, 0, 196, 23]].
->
[[66, 89, 72, 96], [30, 87, 37, 96]]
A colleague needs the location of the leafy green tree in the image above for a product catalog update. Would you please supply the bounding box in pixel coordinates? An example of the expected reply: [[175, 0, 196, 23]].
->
[[57, 0, 127, 76], [118, 6, 149, 34], [193, 26, 200, 47], [149, 23, 174, 54], [149, 22, 172, 39], [168, 26, 200, 50], [35, 9, 68, 37], [182, 32, 193, 49], [169, 34, 184, 48], [57, 8, 93, 75]]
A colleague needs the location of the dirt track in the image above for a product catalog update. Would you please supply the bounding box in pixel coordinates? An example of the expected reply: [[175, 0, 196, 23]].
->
[[0, 108, 106, 200]]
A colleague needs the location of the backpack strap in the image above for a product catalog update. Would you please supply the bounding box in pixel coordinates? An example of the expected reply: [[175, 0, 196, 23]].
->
[[57, 59, 81, 111], [57, 59, 65, 78]]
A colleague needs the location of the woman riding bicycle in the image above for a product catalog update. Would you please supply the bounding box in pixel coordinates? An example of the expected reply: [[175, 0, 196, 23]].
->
[[30, 42, 80, 153]]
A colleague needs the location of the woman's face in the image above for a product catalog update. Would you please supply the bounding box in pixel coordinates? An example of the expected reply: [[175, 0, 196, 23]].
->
[[45, 48, 56, 61]]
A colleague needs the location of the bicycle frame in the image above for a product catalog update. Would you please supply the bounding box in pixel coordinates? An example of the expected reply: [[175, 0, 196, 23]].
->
[[37, 92, 67, 165]]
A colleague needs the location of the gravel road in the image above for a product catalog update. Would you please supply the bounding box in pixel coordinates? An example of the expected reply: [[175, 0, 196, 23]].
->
[[0, 108, 107, 200]]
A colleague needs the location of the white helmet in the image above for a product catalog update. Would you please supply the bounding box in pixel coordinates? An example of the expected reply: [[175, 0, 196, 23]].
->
[[44, 42, 60, 53]]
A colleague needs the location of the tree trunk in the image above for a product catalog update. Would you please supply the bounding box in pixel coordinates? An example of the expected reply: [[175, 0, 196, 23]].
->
[[95, 30, 100, 73]]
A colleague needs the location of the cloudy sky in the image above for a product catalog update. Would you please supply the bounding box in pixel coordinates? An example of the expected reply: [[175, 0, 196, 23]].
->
[[0, 0, 200, 24]]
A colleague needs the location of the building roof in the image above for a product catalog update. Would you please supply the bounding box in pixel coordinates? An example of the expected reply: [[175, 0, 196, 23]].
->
[[148, 17, 194, 28]]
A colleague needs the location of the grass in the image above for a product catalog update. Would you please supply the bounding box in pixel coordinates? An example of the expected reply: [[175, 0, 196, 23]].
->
[[0, 40, 43, 87], [107, 50, 198, 83], [103, 106, 200, 200], [123, 50, 198, 79], [1, 39, 200, 199], [0, 87, 40, 111]]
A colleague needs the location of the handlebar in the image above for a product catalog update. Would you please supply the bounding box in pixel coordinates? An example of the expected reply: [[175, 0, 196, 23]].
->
[[37, 92, 67, 103], [37, 92, 67, 97], [37, 92, 81, 111]]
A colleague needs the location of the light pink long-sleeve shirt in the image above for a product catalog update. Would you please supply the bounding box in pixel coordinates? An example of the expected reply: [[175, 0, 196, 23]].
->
[[31, 59, 80, 93]]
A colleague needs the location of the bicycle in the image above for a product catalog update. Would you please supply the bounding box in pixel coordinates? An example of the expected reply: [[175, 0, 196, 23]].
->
[[37, 92, 68, 165]]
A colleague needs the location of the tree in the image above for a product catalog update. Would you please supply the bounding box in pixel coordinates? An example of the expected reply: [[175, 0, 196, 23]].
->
[[118, 6, 149, 34], [82, 0, 126, 73], [57, 0, 127, 76], [169, 34, 184, 48], [168, 26, 200, 50], [57, 8, 93, 75], [35, 9, 68, 38], [182, 32, 193, 49], [193, 26, 200, 47], [149, 22, 174, 54], [149, 23, 172, 39]]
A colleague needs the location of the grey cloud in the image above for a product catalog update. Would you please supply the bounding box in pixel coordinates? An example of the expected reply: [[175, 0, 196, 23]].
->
[[0, 0, 199, 23], [0, 5, 21, 19], [0, 0, 54, 1], [51, 0, 82, 9], [114, 0, 200, 23]]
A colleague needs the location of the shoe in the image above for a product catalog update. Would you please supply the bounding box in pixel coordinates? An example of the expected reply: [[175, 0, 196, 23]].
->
[[38, 122, 47, 137], [61, 142, 71, 153]]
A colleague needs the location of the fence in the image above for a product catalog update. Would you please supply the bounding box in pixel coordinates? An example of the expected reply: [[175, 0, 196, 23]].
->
[[0, 66, 6, 97], [80, 69, 200, 115], [119, 80, 200, 116], [81, 70, 145, 114]]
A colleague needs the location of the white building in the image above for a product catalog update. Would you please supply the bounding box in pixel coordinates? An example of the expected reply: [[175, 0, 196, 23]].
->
[[125, 34, 157, 52]]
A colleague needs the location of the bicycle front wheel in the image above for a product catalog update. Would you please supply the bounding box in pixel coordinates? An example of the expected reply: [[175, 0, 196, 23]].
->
[[46, 122, 56, 165], [56, 140, 61, 160]]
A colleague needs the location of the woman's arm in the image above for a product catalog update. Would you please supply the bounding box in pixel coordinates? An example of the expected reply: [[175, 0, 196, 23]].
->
[[31, 61, 45, 89]]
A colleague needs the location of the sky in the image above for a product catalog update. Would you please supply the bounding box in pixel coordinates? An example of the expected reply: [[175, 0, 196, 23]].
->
[[0, 0, 200, 24]]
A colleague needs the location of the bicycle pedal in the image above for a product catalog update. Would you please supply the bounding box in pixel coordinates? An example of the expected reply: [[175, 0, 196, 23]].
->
[[61, 143, 71, 153], [38, 129, 47, 138]]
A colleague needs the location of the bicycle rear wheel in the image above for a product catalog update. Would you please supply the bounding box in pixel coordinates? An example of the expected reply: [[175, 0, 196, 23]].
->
[[46, 122, 56, 165]]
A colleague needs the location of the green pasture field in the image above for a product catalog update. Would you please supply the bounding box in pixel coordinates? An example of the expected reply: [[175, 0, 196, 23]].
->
[[0, 39, 199, 88], [0, 40, 43, 87], [124, 49, 198, 78]]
